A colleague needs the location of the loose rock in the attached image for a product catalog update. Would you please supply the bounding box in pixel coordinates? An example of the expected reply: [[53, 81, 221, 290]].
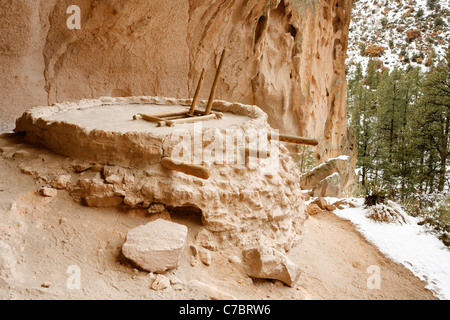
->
[[40, 187, 57, 198], [150, 274, 170, 291], [242, 245, 301, 287], [198, 248, 212, 266], [311, 197, 328, 209], [122, 219, 188, 273], [306, 203, 323, 216], [51, 175, 71, 189]]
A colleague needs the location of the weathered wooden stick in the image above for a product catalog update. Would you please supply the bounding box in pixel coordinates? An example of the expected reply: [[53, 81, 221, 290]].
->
[[161, 157, 211, 180], [142, 110, 190, 118], [165, 114, 217, 127], [163, 115, 190, 120], [194, 110, 224, 118], [188, 68, 206, 116], [205, 49, 226, 115], [268, 133, 319, 146], [134, 113, 164, 123]]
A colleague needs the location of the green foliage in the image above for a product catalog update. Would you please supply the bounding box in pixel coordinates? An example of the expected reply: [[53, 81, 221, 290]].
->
[[388, 39, 394, 48], [416, 8, 424, 18], [347, 48, 450, 199], [404, 192, 450, 246], [434, 16, 444, 28], [427, 0, 438, 11], [359, 43, 367, 55], [293, 144, 319, 175]]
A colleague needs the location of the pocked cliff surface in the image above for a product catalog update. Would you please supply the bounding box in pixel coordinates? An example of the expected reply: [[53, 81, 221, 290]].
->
[[0, 0, 355, 165]]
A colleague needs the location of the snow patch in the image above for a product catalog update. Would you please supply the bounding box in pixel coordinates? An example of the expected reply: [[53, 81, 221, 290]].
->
[[332, 198, 450, 300]]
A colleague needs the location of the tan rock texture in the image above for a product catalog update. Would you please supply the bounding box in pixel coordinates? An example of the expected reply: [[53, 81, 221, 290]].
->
[[11, 97, 308, 252], [122, 219, 188, 273], [0, 0, 354, 165]]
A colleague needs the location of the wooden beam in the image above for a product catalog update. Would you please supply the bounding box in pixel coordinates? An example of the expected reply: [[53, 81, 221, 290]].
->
[[194, 110, 224, 119], [165, 114, 217, 127], [134, 113, 164, 123], [142, 110, 190, 118], [161, 157, 211, 180], [268, 133, 319, 146], [205, 49, 226, 115], [188, 68, 206, 116]]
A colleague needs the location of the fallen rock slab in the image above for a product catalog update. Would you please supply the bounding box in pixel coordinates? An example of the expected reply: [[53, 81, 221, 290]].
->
[[242, 245, 301, 287], [122, 219, 188, 273], [312, 172, 342, 198]]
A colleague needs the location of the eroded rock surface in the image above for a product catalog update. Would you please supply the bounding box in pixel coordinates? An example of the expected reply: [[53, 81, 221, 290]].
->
[[0, 241, 17, 279], [0, 0, 355, 169], [10, 96, 307, 252]]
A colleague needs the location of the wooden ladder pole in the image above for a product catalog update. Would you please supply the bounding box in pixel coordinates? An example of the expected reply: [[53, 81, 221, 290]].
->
[[188, 68, 206, 116], [205, 49, 226, 115]]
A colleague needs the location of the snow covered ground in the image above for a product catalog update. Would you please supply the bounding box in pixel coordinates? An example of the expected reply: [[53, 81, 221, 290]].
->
[[328, 197, 450, 300], [346, 0, 449, 75]]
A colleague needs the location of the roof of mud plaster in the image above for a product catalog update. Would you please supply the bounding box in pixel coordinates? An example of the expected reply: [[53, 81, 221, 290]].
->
[[14, 96, 269, 167]]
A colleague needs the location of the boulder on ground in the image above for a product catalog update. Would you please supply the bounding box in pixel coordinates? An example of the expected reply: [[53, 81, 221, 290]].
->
[[122, 219, 188, 273], [150, 274, 171, 291], [312, 173, 342, 198], [300, 156, 350, 197], [242, 245, 301, 287]]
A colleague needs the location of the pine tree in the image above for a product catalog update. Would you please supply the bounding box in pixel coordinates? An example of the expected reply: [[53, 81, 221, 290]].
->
[[375, 68, 400, 189], [421, 49, 450, 191], [348, 62, 378, 186], [395, 67, 422, 197], [347, 51, 448, 196]]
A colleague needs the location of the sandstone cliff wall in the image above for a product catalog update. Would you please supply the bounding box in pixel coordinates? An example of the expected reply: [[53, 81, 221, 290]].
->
[[0, 0, 354, 163]]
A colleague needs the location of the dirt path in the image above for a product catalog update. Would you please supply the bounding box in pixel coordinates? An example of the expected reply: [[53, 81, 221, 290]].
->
[[0, 137, 437, 300], [292, 212, 436, 299]]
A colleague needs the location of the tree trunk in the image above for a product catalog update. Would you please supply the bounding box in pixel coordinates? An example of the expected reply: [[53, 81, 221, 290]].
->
[[438, 116, 449, 191]]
